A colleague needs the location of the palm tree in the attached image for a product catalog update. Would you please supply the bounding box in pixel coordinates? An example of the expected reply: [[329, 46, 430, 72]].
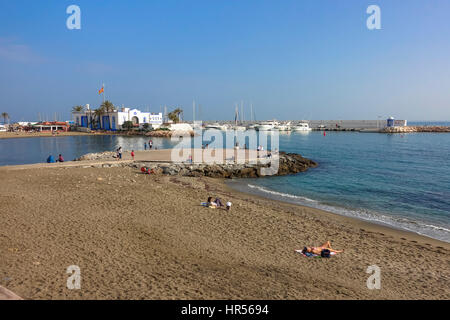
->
[[100, 100, 115, 130], [168, 108, 183, 123], [1, 112, 9, 125], [94, 108, 104, 130], [72, 105, 84, 113]]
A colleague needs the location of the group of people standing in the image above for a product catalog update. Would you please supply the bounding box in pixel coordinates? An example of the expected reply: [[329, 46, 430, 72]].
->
[[115, 139, 154, 161]]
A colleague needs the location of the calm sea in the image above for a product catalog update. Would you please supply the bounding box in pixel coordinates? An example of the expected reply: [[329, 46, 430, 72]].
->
[[0, 127, 449, 242]]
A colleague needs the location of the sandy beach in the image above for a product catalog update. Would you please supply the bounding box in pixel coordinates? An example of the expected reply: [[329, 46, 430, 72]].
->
[[0, 164, 449, 300]]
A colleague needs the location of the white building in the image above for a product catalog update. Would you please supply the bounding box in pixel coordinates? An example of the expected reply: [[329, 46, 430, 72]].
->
[[72, 106, 163, 131]]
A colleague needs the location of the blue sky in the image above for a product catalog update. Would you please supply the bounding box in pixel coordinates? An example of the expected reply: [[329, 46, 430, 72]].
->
[[0, 0, 449, 122]]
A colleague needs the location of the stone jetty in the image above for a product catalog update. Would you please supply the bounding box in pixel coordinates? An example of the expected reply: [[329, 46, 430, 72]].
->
[[74, 150, 317, 178], [382, 126, 450, 133]]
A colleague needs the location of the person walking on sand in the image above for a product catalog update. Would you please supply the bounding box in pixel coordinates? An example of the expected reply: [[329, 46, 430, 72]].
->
[[117, 146, 123, 160], [131, 150, 135, 160], [149, 140, 153, 149], [144, 142, 147, 150]]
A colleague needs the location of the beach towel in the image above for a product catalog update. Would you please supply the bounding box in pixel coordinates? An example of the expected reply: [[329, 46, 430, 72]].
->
[[295, 249, 337, 258], [201, 202, 217, 209]]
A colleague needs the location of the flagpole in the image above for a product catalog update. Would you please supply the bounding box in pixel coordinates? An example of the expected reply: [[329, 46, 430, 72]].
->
[[102, 82, 105, 103]]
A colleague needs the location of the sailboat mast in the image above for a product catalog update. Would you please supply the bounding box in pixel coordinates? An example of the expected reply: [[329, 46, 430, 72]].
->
[[240, 100, 244, 124], [193, 100, 195, 124]]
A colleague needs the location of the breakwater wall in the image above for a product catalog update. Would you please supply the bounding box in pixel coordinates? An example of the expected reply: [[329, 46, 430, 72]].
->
[[75, 151, 317, 178]]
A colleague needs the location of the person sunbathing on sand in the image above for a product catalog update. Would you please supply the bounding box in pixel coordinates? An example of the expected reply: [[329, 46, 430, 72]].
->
[[302, 241, 343, 255], [207, 197, 225, 208]]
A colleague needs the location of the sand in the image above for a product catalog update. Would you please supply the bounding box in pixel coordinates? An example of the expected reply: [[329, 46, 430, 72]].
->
[[0, 165, 449, 300]]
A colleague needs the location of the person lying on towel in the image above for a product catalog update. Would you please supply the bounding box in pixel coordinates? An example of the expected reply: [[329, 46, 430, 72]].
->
[[301, 241, 343, 257], [207, 197, 224, 208]]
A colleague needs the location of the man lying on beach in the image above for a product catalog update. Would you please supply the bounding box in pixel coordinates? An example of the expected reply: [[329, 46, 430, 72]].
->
[[207, 197, 224, 207], [301, 241, 343, 256]]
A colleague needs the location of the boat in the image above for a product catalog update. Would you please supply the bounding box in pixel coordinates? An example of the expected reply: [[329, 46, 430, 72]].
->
[[275, 122, 292, 131], [205, 123, 228, 131], [255, 120, 280, 131], [292, 122, 312, 132], [231, 125, 246, 131]]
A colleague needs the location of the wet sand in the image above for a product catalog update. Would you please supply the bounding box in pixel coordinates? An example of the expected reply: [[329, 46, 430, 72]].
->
[[0, 165, 449, 299]]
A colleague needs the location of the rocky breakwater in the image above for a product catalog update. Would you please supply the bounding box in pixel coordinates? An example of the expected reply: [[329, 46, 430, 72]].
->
[[75, 152, 117, 161], [74, 151, 317, 178], [145, 130, 194, 137], [382, 126, 450, 133]]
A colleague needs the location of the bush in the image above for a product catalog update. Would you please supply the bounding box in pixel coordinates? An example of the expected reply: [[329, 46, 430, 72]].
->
[[122, 121, 134, 130]]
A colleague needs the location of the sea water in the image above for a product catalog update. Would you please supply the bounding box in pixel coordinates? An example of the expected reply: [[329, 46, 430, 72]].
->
[[0, 135, 180, 166]]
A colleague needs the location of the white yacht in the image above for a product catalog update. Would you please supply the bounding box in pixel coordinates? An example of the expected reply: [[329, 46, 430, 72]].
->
[[292, 122, 312, 132], [205, 123, 228, 131], [275, 122, 292, 131], [231, 125, 246, 131], [255, 120, 280, 131]]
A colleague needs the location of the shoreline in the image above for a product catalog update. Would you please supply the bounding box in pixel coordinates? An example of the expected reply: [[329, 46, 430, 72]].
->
[[0, 165, 449, 299], [223, 179, 449, 247], [0, 130, 194, 140], [0, 131, 120, 140], [225, 180, 450, 244]]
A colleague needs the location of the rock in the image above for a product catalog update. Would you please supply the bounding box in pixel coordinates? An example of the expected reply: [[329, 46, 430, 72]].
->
[[75, 151, 117, 161], [75, 150, 318, 178]]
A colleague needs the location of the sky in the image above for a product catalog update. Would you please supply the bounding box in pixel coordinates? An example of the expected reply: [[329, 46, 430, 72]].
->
[[0, 0, 449, 122]]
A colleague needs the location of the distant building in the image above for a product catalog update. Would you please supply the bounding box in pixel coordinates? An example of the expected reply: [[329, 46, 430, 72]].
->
[[72, 107, 163, 131], [387, 117, 407, 127], [16, 122, 38, 126], [33, 121, 70, 132]]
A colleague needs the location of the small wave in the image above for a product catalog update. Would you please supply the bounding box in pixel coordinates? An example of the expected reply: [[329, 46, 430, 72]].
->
[[422, 224, 450, 233], [247, 184, 317, 203]]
